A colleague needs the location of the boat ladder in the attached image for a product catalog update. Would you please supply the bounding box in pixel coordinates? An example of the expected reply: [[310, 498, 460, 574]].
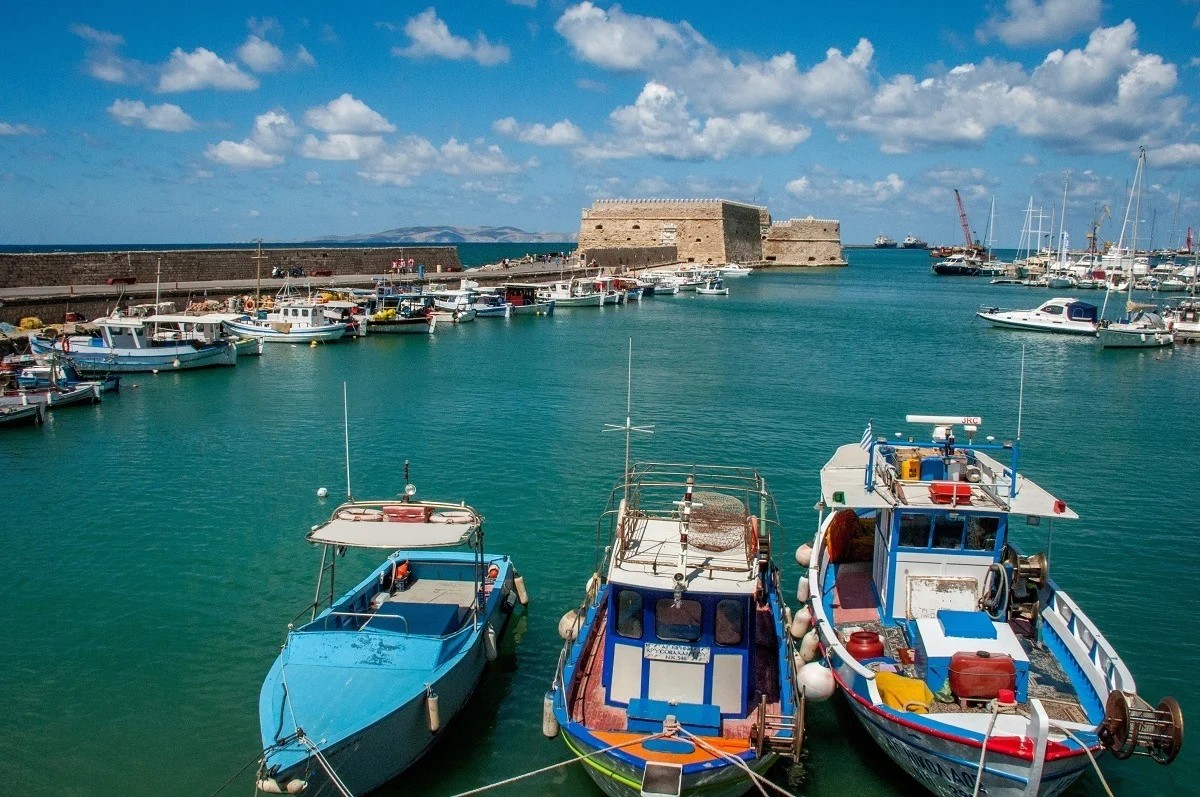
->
[[750, 693, 806, 761]]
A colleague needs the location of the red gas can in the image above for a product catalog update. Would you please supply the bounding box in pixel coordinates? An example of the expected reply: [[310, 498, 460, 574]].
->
[[948, 651, 1016, 700], [929, 483, 972, 504], [846, 631, 885, 660]]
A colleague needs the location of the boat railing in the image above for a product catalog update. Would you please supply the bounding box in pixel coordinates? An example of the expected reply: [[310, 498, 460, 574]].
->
[[867, 439, 1019, 505], [808, 511, 881, 685], [1043, 590, 1136, 697]]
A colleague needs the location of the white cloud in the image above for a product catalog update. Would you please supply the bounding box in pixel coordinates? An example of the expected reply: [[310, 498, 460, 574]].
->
[[0, 122, 42, 136], [1147, 143, 1200, 168], [300, 133, 385, 160], [492, 117, 585, 146], [787, 171, 904, 204], [248, 209, 261, 218], [977, 0, 1102, 46], [305, 94, 395, 134], [247, 17, 282, 38], [554, 2, 694, 71], [576, 77, 608, 92], [579, 81, 809, 160], [1021, 153, 1039, 165], [358, 136, 525, 186], [107, 99, 198, 132], [394, 8, 510, 66], [71, 23, 149, 84], [297, 45, 316, 67], [205, 109, 298, 168], [305, 170, 322, 185], [238, 35, 285, 72], [158, 47, 258, 92]]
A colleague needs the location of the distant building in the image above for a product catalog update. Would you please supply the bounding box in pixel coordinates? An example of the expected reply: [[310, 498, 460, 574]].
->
[[762, 217, 846, 266]]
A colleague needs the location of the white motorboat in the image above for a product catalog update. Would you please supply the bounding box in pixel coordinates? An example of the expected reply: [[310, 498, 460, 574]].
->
[[1166, 299, 1200, 342], [31, 316, 241, 371], [719, 263, 754, 277], [1098, 310, 1173, 348], [223, 300, 349, 343], [1046, 272, 1077, 289], [489, 284, 554, 315], [696, 277, 729, 295], [977, 297, 1099, 336], [1159, 277, 1188, 292]]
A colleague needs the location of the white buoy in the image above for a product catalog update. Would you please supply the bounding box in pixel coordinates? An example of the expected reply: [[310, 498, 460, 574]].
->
[[799, 629, 820, 663], [485, 626, 498, 661], [172, 358, 181, 368], [286, 781, 306, 796], [317, 487, 329, 499], [798, 662, 835, 701], [309, 340, 318, 348], [542, 690, 560, 738], [514, 574, 529, 605], [427, 691, 441, 733], [796, 575, 811, 604], [585, 572, 601, 600], [795, 543, 813, 568], [558, 609, 584, 641], [257, 777, 307, 795], [789, 606, 812, 639]]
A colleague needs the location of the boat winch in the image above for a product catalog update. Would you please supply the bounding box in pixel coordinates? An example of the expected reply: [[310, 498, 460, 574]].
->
[[1098, 690, 1184, 764]]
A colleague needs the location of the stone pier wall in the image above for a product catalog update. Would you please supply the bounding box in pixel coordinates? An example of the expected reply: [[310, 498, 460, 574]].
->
[[761, 218, 846, 266], [578, 245, 678, 273], [0, 246, 462, 290]]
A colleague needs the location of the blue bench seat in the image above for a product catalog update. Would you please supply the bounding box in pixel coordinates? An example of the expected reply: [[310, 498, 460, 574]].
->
[[626, 698, 722, 735]]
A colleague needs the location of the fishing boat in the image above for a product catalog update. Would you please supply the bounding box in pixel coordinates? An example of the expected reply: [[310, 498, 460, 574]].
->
[[491, 284, 555, 315], [807, 414, 1184, 796], [977, 298, 1098, 336], [363, 294, 436, 335], [31, 316, 239, 372], [11, 356, 119, 394], [548, 463, 803, 797], [147, 314, 265, 356], [223, 300, 349, 344], [470, 292, 513, 318], [592, 276, 627, 305], [719, 263, 754, 277], [543, 280, 605, 307], [256, 489, 527, 797], [696, 277, 729, 295], [0, 403, 44, 428], [0, 379, 101, 409], [875, 234, 898, 248]]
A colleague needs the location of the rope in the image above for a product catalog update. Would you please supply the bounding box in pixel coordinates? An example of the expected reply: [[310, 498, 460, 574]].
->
[[971, 703, 1001, 797], [1048, 722, 1115, 797], [299, 735, 354, 797], [446, 732, 667, 797], [205, 752, 262, 797], [676, 729, 795, 797]]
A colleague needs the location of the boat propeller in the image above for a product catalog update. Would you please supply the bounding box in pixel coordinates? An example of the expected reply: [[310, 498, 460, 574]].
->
[[1098, 690, 1184, 765]]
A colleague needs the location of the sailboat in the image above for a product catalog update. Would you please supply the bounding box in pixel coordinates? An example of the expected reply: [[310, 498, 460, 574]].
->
[[1098, 149, 1173, 349], [978, 196, 1007, 277]]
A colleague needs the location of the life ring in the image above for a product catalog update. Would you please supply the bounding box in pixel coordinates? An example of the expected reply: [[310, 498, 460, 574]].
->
[[487, 563, 500, 580], [244, 297, 256, 311], [338, 507, 383, 522], [61, 335, 70, 353], [429, 509, 474, 524]]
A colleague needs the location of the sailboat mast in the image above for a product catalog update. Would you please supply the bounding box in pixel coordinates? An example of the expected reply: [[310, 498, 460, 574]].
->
[[1058, 173, 1070, 266], [1129, 149, 1145, 302]]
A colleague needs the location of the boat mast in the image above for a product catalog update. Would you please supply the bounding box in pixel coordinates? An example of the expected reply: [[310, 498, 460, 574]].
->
[[1129, 148, 1145, 307], [1058, 173, 1070, 267], [343, 381, 352, 500], [984, 195, 996, 261], [603, 338, 653, 506], [252, 239, 265, 304]]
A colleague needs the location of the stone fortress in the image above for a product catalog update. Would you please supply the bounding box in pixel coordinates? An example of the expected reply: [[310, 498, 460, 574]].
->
[[577, 198, 845, 268]]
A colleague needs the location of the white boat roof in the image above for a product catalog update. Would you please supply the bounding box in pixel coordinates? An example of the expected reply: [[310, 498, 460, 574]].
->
[[307, 517, 476, 549], [820, 443, 1079, 519], [144, 314, 228, 325], [608, 516, 756, 596]]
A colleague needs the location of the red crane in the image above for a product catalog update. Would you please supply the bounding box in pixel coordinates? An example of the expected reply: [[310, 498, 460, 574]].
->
[[954, 189, 975, 248]]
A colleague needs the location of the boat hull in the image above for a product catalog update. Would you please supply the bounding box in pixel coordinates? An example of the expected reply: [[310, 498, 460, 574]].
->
[[509, 301, 555, 315], [552, 294, 605, 307], [0, 404, 45, 427], [976, 312, 1097, 336], [29, 337, 239, 372], [367, 317, 435, 334], [222, 320, 347, 343], [1098, 327, 1173, 348]]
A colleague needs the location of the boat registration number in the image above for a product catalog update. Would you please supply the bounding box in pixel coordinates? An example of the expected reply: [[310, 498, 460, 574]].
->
[[644, 644, 710, 664]]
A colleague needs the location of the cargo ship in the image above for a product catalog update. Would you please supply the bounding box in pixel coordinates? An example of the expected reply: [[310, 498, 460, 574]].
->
[[874, 235, 897, 248], [900, 234, 928, 249]]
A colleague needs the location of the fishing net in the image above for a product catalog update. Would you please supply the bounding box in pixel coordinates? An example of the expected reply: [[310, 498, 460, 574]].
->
[[688, 491, 750, 552]]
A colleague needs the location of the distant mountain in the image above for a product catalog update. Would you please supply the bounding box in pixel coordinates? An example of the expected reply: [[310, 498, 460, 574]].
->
[[303, 225, 577, 244]]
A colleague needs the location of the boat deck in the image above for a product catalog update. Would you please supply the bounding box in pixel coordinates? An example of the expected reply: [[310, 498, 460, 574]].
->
[[569, 601, 781, 739], [830, 563, 1088, 724], [385, 578, 477, 609]]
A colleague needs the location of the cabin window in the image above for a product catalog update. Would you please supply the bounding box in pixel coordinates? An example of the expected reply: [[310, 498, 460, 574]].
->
[[715, 599, 744, 646], [898, 514, 932, 547], [966, 516, 1000, 551], [655, 598, 702, 642], [1044, 305, 1064, 315], [932, 515, 966, 550], [616, 590, 643, 639]]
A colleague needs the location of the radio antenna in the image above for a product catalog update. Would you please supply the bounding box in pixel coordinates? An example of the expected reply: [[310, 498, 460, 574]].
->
[[343, 381, 352, 500], [603, 338, 654, 504], [1016, 345, 1026, 441]]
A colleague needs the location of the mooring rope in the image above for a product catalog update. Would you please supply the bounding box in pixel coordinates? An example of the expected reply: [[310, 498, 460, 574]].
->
[[446, 732, 668, 797], [298, 734, 354, 797], [676, 728, 795, 797], [971, 703, 1002, 797], [1047, 721, 1115, 797]]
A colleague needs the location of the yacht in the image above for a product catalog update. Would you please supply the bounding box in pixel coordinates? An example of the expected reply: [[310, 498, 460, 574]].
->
[[977, 298, 1099, 336]]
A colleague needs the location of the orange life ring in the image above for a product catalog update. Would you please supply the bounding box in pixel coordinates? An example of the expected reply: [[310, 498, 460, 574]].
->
[[487, 563, 500, 580], [61, 335, 70, 353], [244, 298, 256, 311]]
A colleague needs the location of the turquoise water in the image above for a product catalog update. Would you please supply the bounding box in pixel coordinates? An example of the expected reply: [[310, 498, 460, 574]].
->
[[2, 248, 1197, 796]]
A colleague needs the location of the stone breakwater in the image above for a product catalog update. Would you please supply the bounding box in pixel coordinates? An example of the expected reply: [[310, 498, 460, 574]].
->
[[0, 246, 463, 290]]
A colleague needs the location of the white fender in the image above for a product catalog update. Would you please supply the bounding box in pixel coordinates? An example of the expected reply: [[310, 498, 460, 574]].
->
[[485, 626, 498, 661], [558, 609, 584, 641], [427, 691, 441, 733], [796, 575, 811, 604], [799, 629, 820, 663], [799, 662, 835, 701], [542, 690, 560, 738], [795, 543, 814, 568], [789, 606, 812, 639], [514, 575, 529, 605]]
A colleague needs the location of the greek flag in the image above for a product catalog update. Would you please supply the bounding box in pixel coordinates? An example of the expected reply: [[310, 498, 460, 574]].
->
[[859, 420, 873, 450]]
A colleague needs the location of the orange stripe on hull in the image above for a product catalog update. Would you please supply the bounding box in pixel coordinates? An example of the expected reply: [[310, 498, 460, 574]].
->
[[590, 731, 752, 766]]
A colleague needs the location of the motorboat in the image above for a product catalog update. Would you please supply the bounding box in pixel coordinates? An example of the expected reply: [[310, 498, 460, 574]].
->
[[1045, 272, 1077, 289], [1158, 277, 1188, 292], [976, 298, 1098, 336], [0, 403, 44, 429], [0, 380, 101, 410], [932, 253, 982, 276], [256, 490, 526, 796], [591, 276, 626, 305], [696, 277, 729, 295], [489, 284, 554, 316], [470, 293, 513, 318], [542, 280, 605, 307], [223, 299, 349, 344], [719, 263, 754, 277], [1098, 310, 1173, 349], [11, 356, 119, 394], [428, 290, 478, 323], [613, 277, 643, 302], [807, 415, 1184, 796], [31, 316, 240, 371], [149, 313, 264, 355], [366, 295, 436, 335], [549, 463, 802, 797], [1166, 299, 1200, 342]]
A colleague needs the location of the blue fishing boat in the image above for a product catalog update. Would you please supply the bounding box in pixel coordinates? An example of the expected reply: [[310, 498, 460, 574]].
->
[[806, 414, 1184, 796], [548, 463, 802, 797], [256, 493, 527, 796]]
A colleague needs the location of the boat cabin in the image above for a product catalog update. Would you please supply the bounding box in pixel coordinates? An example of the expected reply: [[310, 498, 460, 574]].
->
[[497, 283, 546, 307], [1037, 299, 1097, 323]]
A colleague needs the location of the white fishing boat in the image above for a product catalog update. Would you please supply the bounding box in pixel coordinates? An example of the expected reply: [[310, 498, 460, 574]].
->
[[696, 277, 729, 295], [543, 280, 605, 307], [976, 298, 1099, 336], [223, 299, 349, 344], [490, 284, 554, 315], [429, 289, 478, 323], [806, 414, 1184, 797], [364, 294, 436, 335], [31, 316, 240, 372], [719, 263, 754, 277], [151, 314, 264, 356], [470, 293, 513, 318], [0, 403, 44, 428]]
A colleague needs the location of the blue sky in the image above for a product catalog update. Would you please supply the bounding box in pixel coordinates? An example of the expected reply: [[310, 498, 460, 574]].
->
[[3, 0, 1200, 246]]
